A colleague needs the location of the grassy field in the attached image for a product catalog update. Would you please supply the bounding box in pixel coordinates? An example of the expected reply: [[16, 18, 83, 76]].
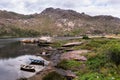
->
[[48, 37, 120, 80]]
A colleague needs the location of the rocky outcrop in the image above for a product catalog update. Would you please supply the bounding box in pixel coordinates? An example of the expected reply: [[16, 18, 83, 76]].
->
[[60, 50, 89, 61], [41, 7, 91, 19], [20, 36, 53, 43], [55, 68, 76, 78], [62, 42, 83, 47]]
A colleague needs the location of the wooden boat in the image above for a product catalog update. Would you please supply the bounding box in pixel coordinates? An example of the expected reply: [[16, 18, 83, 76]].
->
[[29, 58, 45, 66], [20, 64, 35, 72]]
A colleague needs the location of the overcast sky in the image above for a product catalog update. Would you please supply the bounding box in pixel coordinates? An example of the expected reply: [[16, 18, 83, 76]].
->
[[0, 0, 120, 17]]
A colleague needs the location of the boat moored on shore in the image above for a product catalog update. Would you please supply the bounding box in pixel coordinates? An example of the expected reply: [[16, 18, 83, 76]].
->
[[20, 64, 35, 72]]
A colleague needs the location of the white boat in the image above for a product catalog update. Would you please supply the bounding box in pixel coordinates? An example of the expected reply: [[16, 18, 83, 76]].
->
[[20, 64, 35, 72]]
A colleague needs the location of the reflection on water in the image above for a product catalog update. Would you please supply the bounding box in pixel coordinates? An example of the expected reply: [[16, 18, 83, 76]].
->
[[0, 38, 37, 48], [0, 38, 23, 48], [0, 42, 41, 59], [0, 55, 49, 80]]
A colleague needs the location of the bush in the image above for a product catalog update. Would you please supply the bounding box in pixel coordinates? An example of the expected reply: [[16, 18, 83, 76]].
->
[[82, 35, 89, 39], [104, 42, 120, 66]]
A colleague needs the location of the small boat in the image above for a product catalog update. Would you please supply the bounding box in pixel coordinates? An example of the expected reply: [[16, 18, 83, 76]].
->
[[20, 64, 35, 72], [29, 58, 45, 66]]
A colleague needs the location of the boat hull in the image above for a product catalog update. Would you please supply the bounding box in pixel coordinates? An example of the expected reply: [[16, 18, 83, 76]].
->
[[30, 62, 44, 66], [20, 67, 35, 72]]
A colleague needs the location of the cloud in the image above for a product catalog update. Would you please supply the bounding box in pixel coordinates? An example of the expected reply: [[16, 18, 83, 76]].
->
[[0, 0, 119, 17]]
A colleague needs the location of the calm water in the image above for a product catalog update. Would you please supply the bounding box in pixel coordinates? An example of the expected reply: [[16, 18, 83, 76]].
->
[[0, 37, 81, 80], [0, 38, 49, 80]]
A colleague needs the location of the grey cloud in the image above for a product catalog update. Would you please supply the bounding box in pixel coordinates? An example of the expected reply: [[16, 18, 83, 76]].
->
[[109, 0, 120, 4], [0, 0, 120, 18]]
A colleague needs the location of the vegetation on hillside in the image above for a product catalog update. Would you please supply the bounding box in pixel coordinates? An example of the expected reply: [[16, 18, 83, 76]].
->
[[0, 26, 40, 37], [0, 8, 120, 37]]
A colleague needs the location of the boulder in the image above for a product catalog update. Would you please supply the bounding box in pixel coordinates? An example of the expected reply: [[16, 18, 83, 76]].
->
[[62, 42, 83, 47], [39, 36, 53, 42], [60, 50, 88, 61], [55, 69, 76, 78], [20, 38, 39, 43]]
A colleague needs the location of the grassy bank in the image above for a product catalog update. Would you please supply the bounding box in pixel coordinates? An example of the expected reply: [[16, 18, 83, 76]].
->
[[53, 37, 120, 80]]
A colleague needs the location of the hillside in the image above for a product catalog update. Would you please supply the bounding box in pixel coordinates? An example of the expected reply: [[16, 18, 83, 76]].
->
[[0, 7, 120, 37]]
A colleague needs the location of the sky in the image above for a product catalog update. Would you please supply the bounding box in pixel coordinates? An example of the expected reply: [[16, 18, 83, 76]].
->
[[0, 0, 120, 17]]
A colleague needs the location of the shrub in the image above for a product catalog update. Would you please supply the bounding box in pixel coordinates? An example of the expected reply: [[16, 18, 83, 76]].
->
[[82, 35, 89, 39], [104, 42, 120, 66]]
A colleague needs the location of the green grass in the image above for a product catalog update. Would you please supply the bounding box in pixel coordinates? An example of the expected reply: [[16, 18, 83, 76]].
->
[[76, 72, 105, 80], [101, 41, 120, 66], [57, 60, 82, 70], [57, 38, 120, 80], [77, 39, 120, 80], [86, 53, 106, 71], [75, 72, 120, 80], [72, 38, 116, 51]]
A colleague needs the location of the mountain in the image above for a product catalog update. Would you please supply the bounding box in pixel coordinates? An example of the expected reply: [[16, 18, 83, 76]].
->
[[0, 7, 120, 37]]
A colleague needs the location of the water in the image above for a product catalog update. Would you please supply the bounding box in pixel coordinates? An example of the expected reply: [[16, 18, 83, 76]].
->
[[0, 38, 35, 48], [0, 38, 49, 80], [0, 55, 49, 80]]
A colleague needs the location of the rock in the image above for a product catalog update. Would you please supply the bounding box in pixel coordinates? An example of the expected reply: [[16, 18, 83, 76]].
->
[[60, 50, 88, 61], [55, 69, 76, 78], [39, 36, 53, 42], [37, 43, 50, 47], [20, 38, 39, 43], [62, 42, 83, 47], [39, 52, 47, 55], [57, 47, 66, 50], [20, 36, 53, 44], [28, 66, 55, 80], [20, 39, 33, 43], [65, 49, 74, 52], [65, 70, 76, 78], [73, 56, 87, 61]]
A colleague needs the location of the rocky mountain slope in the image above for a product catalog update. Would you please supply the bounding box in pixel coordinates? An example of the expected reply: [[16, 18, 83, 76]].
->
[[0, 7, 120, 37]]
